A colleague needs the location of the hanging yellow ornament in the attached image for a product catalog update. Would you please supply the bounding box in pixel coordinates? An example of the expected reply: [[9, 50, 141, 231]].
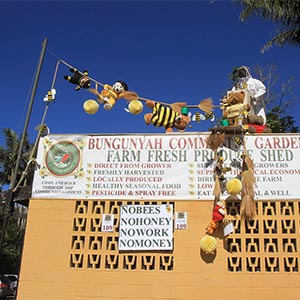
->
[[200, 235, 217, 254], [226, 178, 242, 195], [128, 100, 143, 115], [83, 99, 99, 115]]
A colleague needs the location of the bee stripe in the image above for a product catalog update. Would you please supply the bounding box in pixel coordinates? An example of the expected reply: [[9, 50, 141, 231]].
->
[[205, 112, 213, 119], [195, 112, 201, 122], [40, 125, 47, 133], [156, 104, 167, 125], [151, 103, 178, 128]]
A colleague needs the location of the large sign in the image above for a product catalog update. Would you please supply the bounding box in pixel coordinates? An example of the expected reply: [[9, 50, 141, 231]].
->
[[32, 133, 300, 200], [119, 204, 173, 251]]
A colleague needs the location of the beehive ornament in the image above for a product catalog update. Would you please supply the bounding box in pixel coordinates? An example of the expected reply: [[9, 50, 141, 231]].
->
[[226, 178, 242, 196], [128, 100, 144, 114], [83, 99, 99, 114], [200, 235, 217, 254]]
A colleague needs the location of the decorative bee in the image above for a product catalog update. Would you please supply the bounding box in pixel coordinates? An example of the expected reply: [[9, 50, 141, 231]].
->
[[192, 111, 215, 122], [192, 112, 201, 123], [35, 124, 50, 137], [43, 89, 56, 102], [144, 101, 191, 132], [220, 97, 229, 109], [233, 136, 244, 146], [151, 103, 182, 127], [205, 111, 215, 121], [215, 154, 231, 181], [217, 167, 232, 181]]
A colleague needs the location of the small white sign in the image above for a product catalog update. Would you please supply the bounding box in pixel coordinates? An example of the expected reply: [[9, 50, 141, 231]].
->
[[175, 212, 188, 230], [223, 221, 234, 236], [101, 214, 114, 232]]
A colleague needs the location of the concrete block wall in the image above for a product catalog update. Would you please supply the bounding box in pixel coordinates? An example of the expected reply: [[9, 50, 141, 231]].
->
[[18, 198, 300, 300]]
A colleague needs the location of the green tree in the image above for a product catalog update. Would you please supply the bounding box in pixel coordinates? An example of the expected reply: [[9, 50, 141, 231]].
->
[[0, 128, 32, 273], [267, 106, 299, 133], [237, 0, 300, 52], [0, 207, 25, 273], [0, 128, 33, 188]]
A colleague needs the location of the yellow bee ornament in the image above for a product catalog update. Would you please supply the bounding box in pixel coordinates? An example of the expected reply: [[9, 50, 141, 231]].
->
[[233, 136, 243, 146], [192, 111, 215, 122]]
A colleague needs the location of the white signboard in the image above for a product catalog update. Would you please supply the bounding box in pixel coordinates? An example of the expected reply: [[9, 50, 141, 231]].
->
[[118, 204, 173, 251], [31, 134, 300, 200]]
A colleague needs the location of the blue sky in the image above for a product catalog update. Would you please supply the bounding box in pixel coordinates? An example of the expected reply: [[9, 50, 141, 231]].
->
[[0, 0, 299, 146]]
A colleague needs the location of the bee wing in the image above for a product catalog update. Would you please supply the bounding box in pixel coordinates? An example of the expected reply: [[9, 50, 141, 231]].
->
[[211, 114, 215, 121], [200, 114, 206, 120]]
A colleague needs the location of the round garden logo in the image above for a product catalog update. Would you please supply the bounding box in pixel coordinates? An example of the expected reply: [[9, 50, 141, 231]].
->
[[45, 141, 80, 176]]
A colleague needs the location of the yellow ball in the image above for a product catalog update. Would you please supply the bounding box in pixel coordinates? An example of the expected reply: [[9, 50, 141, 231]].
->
[[83, 99, 99, 115], [226, 178, 242, 195], [200, 235, 217, 254], [128, 100, 143, 115]]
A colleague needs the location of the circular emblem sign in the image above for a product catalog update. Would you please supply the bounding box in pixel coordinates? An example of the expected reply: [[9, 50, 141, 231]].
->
[[45, 141, 80, 176]]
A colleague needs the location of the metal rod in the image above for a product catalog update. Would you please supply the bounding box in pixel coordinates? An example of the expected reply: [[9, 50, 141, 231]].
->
[[11, 38, 48, 189], [0, 38, 48, 262], [59, 59, 104, 88]]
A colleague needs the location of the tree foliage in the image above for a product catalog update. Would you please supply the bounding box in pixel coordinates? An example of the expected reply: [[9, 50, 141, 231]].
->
[[267, 105, 299, 133], [0, 129, 32, 273], [0, 204, 25, 273], [237, 0, 300, 52], [0, 128, 33, 188]]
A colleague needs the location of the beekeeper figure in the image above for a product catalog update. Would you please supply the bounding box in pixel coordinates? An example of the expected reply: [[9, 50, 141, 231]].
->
[[231, 65, 267, 124]]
